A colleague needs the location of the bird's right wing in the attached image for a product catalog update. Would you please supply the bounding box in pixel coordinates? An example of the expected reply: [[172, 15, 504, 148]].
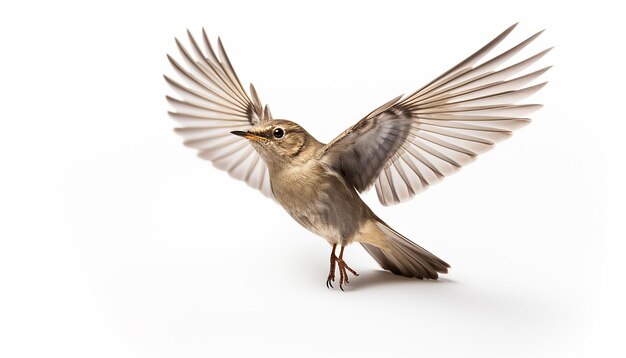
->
[[165, 29, 274, 198], [321, 23, 550, 205]]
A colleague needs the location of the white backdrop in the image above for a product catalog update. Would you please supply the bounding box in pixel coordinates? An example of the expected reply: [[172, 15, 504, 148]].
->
[[1, 1, 624, 357]]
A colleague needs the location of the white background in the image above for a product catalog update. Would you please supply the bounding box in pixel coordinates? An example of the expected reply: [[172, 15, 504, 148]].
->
[[1, 1, 624, 357]]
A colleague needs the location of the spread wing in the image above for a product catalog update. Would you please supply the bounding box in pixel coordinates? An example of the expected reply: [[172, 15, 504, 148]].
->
[[165, 29, 274, 197], [321, 23, 551, 206]]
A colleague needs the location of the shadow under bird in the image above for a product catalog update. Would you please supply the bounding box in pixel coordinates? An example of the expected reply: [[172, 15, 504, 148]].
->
[[165, 23, 550, 290]]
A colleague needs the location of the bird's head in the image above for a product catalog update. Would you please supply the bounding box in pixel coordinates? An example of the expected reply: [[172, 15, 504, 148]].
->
[[231, 119, 319, 170]]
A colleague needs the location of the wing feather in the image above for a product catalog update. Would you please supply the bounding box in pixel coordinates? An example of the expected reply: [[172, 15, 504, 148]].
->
[[321, 24, 550, 205], [165, 30, 273, 198]]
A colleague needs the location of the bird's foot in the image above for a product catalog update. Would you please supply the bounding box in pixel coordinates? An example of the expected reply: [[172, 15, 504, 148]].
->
[[326, 253, 359, 290], [336, 257, 359, 291], [326, 253, 337, 289]]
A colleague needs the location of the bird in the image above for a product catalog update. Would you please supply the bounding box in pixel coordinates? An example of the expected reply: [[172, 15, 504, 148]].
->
[[164, 23, 550, 290]]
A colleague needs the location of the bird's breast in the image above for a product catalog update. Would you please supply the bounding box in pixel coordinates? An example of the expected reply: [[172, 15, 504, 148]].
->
[[269, 162, 369, 243]]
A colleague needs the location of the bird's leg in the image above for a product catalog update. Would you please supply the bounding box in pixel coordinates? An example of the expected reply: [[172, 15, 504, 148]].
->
[[326, 244, 337, 288], [337, 245, 359, 291]]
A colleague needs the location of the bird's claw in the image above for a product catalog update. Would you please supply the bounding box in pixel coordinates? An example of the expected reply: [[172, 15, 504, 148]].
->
[[326, 254, 336, 289], [337, 258, 358, 291], [327, 255, 358, 291]]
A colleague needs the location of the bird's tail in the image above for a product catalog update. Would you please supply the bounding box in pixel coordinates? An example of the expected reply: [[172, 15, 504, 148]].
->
[[360, 219, 449, 279]]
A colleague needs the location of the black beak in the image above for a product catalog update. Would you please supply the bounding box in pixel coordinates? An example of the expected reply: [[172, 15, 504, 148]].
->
[[230, 130, 268, 142], [231, 131, 247, 137]]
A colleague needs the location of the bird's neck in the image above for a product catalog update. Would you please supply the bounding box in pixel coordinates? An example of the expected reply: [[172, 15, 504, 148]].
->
[[266, 139, 323, 176]]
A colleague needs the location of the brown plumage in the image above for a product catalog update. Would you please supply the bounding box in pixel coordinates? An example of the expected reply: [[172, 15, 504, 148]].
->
[[165, 23, 550, 289]]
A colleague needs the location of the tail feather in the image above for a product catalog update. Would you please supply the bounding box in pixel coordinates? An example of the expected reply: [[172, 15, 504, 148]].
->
[[361, 219, 449, 279]]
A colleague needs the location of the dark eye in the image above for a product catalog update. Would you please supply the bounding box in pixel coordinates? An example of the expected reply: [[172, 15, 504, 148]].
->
[[273, 127, 284, 139]]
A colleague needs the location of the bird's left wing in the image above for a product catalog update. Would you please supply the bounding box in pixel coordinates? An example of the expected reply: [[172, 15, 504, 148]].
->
[[165, 30, 274, 197], [320, 24, 550, 206]]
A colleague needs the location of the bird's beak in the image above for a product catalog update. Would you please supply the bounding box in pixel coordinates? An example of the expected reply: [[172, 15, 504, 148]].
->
[[231, 130, 268, 142]]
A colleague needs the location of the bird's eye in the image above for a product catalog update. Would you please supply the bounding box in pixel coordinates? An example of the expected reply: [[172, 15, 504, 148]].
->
[[273, 127, 284, 139]]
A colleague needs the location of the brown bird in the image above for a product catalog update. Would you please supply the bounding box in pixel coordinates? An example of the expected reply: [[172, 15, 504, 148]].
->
[[165, 23, 550, 290]]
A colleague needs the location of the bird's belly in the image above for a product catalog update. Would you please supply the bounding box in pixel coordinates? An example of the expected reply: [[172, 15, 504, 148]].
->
[[272, 167, 367, 245], [292, 213, 342, 243]]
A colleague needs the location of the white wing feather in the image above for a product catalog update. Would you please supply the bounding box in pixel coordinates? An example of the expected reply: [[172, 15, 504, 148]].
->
[[322, 24, 551, 205], [165, 30, 273, 197]]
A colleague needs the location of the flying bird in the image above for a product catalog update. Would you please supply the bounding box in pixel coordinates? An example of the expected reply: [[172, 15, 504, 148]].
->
[[164, 23, 550, 290]]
